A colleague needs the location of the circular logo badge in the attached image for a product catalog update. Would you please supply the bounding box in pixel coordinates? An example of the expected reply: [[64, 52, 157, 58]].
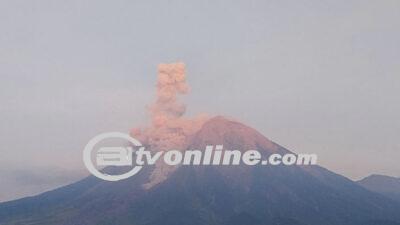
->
[[83, 132, 143, 181]]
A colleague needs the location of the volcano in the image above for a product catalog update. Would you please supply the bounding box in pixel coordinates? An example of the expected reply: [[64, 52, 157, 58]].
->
[[0, 116, 399, 225]]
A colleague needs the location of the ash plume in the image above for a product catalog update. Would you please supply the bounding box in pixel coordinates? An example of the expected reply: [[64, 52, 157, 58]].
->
[[131, 62, 208, 151]]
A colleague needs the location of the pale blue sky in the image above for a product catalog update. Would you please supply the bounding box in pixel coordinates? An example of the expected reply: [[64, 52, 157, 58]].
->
[[0, 0, 399, 202]]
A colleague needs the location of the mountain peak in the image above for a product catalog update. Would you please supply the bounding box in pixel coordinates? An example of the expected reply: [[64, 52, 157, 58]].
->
[[357, 174, 400, 203], [190, 116, 283, 154], [359, 174, 400, 183], [358, 174, 400, 192], [2, 117, 400, 225]]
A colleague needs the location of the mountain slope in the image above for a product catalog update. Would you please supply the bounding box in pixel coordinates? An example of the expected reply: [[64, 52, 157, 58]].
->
[[358, 174, 400, 203], [0, 116, 399, 225]]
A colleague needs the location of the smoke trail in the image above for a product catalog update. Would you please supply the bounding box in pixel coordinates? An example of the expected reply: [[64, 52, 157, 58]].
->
[[131, 62, 208, 188], [131, 62, 208, 151]]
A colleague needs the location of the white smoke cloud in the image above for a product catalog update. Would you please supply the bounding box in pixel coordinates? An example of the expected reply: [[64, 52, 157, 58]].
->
[[131, 62, 209, 188], [131, 62, 208, 151]]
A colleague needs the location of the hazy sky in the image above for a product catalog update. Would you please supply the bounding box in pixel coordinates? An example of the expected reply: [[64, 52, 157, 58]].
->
[[1, 0, 399, 202]]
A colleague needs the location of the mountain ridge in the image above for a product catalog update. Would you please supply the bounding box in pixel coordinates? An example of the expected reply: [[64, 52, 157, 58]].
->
[[357, 174, 400, 203], [1, 116, 399, 225]]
